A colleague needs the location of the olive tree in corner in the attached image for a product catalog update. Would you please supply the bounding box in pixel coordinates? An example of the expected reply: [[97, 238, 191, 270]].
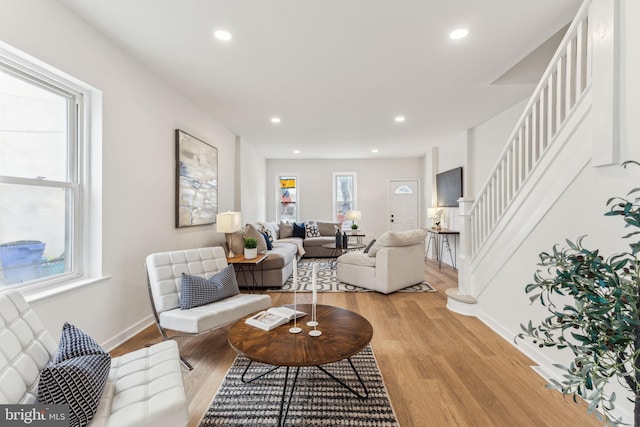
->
[[516, 161, 640, 426]]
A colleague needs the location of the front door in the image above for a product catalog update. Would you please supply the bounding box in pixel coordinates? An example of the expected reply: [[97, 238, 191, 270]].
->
[[388, 180, 419, 231]]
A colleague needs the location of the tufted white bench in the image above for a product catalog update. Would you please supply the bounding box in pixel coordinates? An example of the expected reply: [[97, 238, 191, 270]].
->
[[145, 246, 272, 370], [0, 290, 189, 427]]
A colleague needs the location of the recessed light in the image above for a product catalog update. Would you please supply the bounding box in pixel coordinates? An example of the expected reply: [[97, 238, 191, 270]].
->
[[449, 28, 469, 40], [372, 149, 379, 153], [293, 150, 300, 154], [271, 117, 281, 124], [394, 116, 406, 123], [214, 30, 232, 41]]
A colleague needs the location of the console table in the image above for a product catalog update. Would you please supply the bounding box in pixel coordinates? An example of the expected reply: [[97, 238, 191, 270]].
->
[[426, 228, 459, 269]]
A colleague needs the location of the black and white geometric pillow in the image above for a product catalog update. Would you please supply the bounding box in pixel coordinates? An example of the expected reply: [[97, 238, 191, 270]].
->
[[53, 322, 107, 363], [305, 222, 320, 238], [180, 264, 240, 309], [257, 224, 274, 244], [38, 353, 111, 427]]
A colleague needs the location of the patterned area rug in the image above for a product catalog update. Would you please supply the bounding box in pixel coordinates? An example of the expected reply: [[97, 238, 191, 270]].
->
[[199, 345, 399, 426], [271, 258, 436, 293]]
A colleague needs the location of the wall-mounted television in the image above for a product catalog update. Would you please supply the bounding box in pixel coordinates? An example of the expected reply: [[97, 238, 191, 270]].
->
[[436, 167, 463, 207]]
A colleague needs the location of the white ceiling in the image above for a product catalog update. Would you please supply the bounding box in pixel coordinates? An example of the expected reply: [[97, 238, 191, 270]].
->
[[58, 0, 582, 159]]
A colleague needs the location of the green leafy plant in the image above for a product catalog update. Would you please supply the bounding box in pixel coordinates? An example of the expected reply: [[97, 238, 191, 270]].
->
[[351, 223, 358, 230], [516, 161, 640, 426], [244, 237, 258, 249]]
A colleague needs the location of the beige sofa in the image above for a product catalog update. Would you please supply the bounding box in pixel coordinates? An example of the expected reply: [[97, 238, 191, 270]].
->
[[228, 220, 342, 288], [336, 229, 428, 294]]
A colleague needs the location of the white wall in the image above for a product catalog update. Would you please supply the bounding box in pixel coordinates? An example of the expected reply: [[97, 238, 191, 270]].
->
[[266, 158, 423, 242], [238, 137, 267, 224], [470, 97, 528, 196], [0, 0, 238, 347], [475, 1, 640, 421]]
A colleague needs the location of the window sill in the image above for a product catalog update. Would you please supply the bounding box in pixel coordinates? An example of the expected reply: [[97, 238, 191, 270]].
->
[[23, 275, 112, 303]]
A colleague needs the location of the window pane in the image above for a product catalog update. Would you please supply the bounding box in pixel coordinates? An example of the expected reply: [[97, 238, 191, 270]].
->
[[335, 175, 353, 223], [0, 69, 69, 181], [0, 183, 69, 286], [279, 176, 297, 222]]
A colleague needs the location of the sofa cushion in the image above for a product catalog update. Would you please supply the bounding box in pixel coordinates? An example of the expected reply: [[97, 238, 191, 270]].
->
[[180, 265, 239, 309], [293, 222, 306, 238], [305, 222, 321, 238], [279, 221, 293, 238], [368, 229, 428, 257], [316, 221, 342, 236], [301, 236, 335, 248]]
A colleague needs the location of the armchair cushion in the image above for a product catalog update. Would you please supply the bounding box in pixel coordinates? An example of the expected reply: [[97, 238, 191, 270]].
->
[[179, 264, 240, 309]]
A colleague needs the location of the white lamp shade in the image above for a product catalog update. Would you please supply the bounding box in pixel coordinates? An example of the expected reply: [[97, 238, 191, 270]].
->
[[216, 211, 242, 233], [345, 210, 361, 221], [427, 208, 437, 219]]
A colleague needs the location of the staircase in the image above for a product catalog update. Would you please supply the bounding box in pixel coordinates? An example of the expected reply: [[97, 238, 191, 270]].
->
[[448, 0, 597, 314]]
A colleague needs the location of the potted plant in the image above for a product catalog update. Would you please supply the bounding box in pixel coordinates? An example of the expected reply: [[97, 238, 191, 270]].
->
[[244, 237, 258, 259], [351, 223, 358, 230], [516, 161, 640, 426]]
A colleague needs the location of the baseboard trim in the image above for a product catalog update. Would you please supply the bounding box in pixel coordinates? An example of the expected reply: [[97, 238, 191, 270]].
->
[[102, 314, 154, 352]]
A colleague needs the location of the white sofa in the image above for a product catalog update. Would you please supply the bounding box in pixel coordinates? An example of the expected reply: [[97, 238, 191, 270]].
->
[[0, 290, 189, 427], [145, 246, 272, 369], [336, 229, 428, 294]]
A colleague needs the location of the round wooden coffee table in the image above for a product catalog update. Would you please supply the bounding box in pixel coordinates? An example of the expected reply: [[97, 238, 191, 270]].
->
[[228, 304, 373, 426]]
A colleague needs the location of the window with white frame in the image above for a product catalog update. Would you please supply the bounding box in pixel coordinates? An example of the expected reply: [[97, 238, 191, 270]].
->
[[0, 52, 94, 290], [277, 174, 298, 222], [333, 172, 356, 228]]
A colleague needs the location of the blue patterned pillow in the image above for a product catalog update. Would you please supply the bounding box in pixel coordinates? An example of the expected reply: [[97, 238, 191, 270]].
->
[[54, 322, 107, 363], [39, 354, 111, 427], [39, 323, 111, 427], [180, 264, 240, 309], [261, 232, 273, 250]]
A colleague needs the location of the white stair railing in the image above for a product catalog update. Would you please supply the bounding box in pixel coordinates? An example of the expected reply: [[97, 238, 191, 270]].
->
[[469, 1, 591, 260]]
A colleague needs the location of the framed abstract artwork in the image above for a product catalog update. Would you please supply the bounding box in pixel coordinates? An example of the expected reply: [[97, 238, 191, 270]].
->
[[175, 129, 218, 227]]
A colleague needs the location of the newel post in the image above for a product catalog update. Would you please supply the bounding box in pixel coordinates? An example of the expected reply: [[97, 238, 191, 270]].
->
[[446, 197, 478, 316]]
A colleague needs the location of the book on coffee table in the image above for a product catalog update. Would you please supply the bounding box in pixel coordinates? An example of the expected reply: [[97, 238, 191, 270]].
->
[[245, 306, 307, 331]]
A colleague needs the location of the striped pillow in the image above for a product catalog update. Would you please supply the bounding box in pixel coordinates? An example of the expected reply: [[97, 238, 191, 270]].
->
[[180, 264, 240, 309]]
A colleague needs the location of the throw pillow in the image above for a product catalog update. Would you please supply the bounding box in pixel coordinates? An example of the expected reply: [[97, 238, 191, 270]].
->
[[261, 231, 273, 250], [244, 223, 269, 254], [279, 221, 293, 238], [305, 222, 320, 238], [257, 223, 274, 244], [53, 322, 108, 363], [293, 222, 306, 239], [368, 229, 428, 257], [363, 239, 376, 254], [316, 221, 342, 236], [180, 264, 240, 309], [39, 353, 111, 427]]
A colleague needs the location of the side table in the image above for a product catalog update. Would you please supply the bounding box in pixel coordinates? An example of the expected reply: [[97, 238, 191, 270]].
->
[[227, 253, 268, 292], [425, 228, 459, 269]]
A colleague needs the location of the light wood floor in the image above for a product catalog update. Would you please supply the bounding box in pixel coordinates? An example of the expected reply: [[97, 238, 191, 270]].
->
[[113, 260, 601, 426]]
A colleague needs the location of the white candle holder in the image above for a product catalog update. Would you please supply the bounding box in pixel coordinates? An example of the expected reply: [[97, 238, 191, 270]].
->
[[289, 257, 302, 334], [307, 262, 321, 336]]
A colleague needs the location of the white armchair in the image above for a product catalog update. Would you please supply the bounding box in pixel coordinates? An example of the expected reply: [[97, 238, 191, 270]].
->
[[336, 229, 428, 294]]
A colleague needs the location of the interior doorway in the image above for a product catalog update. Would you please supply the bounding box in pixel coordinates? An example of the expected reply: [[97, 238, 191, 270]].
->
[[388, 180, 419, 231]]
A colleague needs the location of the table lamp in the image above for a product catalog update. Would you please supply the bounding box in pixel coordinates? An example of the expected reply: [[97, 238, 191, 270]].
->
[[345, 210, 361, 230], [216, 211, 242, 257]]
